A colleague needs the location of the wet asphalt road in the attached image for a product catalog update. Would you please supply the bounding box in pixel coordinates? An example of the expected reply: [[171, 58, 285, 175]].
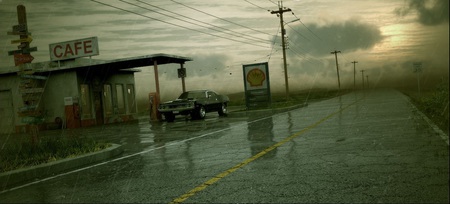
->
[[0, 89, 448, 203]]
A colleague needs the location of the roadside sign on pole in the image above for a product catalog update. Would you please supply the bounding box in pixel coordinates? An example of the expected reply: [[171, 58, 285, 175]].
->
[[19, 87, 44, 94], [243, 62, 271, 110], [14, 53, 34, 66], [12, 24, 27, 32], [177, 68, 186, 78], [413, 62, 422, 73], [8, 47, 37, 55], [413, 62, 422, 96], [21, 74, 48, 80], [21, 116, 45, 124], [8, 49, 23, 55], [7, 31, 31, 35], [22, 46, 37, 53], [11, 36, 32, 44]]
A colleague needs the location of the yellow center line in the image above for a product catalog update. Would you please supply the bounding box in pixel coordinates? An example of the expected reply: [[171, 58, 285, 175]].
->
[[170, 99, 360, 204]]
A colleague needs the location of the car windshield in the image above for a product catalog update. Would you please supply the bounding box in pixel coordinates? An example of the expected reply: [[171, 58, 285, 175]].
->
[[178, 91, 206, 99]]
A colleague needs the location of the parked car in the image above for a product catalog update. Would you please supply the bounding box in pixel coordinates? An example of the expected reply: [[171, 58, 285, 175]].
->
[[158, 90, 229, 122]]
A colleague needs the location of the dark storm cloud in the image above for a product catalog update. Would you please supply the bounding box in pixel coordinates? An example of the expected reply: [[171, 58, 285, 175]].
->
[[286, 19, 384, 57], [395, 0, 449, 26]]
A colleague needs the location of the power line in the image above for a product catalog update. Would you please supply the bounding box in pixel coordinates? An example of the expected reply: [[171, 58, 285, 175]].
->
[[91, 0, 270, 48], [244, 0, 271, 12], [171, 0, 273, 37], [136, 0, 271, 44], [267, 0, 278, 6], [121, 0, 269, 45], [290, 12, 347, 61], [291, 12, 323, 42], [287, 43, 328, 68], [285, 23, 310, 41], [267, 24, 281, 62]]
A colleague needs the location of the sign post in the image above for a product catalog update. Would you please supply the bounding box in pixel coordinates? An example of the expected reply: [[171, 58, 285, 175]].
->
[[413, 62, 422, 97], [13, 53, 34, 66], [7, 4, 41, 143], [243, 62, 271, 110], [7, 5, 37, 66]]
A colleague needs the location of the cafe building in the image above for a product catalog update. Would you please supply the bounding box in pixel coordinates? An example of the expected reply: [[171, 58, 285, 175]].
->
[[0, 36, 191, 134]]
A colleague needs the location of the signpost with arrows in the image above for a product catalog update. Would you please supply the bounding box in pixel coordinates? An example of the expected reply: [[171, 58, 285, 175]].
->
[[7, 5, 37, 66], [7, 5, 42, 144], [14, 53, 34, 66]]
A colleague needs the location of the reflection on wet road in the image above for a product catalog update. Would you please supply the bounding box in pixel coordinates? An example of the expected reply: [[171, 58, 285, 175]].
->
[[0, 89, 448, 203]]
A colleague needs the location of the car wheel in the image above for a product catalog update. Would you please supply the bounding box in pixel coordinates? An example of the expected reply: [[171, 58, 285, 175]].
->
[[218, 103, 228, 116], [196, 106, 206, 119], [164, 113, 175, 122]]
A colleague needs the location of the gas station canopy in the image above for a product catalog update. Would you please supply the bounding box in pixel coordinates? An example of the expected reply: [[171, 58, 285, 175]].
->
[[0, 53, 193, 74], [86, 53, 193, 70]]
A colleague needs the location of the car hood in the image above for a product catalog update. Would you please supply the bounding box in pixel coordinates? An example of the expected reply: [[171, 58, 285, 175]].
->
[[161, 98, 195, 105]]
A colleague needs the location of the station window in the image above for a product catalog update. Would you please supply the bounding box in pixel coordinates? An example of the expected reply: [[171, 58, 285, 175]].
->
[[80, 84, 92, 118], [127, 84, 136, 113], [103, 84, 113, 116], [116, 84, 125, 114]]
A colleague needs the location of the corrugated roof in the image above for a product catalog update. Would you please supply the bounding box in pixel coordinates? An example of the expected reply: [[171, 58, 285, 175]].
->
[[0, 53, 192, 75]]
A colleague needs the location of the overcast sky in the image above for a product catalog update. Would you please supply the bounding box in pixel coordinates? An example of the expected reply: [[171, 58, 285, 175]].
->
[[1, 0, 448, 100]]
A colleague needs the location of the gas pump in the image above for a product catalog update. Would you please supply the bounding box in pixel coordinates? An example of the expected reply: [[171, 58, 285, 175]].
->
[[64, 96, 81, 128], [148, 92, 161, 121]]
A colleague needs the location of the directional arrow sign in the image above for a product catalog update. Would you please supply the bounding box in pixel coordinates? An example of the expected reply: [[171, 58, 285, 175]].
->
[[21, 116, 45, 124], [13, 24, 27, 32], [17, 43, 27, 49], [22, 46, 37, 53], [19, 88, 44, 94], [413, 62, 422, 73], [8, 50, 23, 55], [19, 105, 38, 112], [11, 36, 32, 44], [14, 53, 34, 66], [7, 31, 31, 35], [8, 47, 37, 55], [21, 74, 48, 80]]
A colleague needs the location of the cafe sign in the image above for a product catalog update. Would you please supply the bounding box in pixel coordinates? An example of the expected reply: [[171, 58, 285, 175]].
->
[[49, 36, 99, 61]]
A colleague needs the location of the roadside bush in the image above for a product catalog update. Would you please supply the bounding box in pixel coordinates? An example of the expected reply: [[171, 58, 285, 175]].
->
[[417, 82, 449, 134], [421, 83, 449, 116], [0, 136, 111, 173]]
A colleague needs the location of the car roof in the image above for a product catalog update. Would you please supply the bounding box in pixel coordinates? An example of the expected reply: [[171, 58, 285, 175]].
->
[[185, 90, 212, 93]]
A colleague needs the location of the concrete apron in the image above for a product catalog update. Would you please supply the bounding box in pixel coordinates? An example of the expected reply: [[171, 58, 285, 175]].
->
[[0, 103, 305, 191]]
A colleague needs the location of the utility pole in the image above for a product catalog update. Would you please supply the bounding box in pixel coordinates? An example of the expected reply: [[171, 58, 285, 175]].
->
[[413, 62, 422, 97], [366, 75, 369, 89], [351, 61, 358, 88], [360, 70, 365, 89], [271, 1, 291, 100], [331, 50, 341, 89]]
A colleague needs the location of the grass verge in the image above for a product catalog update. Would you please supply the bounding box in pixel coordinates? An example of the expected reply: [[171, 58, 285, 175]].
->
[[0, 135, 111, 173], [227, 88, 352, 108], [399, 82, 449, 136]]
